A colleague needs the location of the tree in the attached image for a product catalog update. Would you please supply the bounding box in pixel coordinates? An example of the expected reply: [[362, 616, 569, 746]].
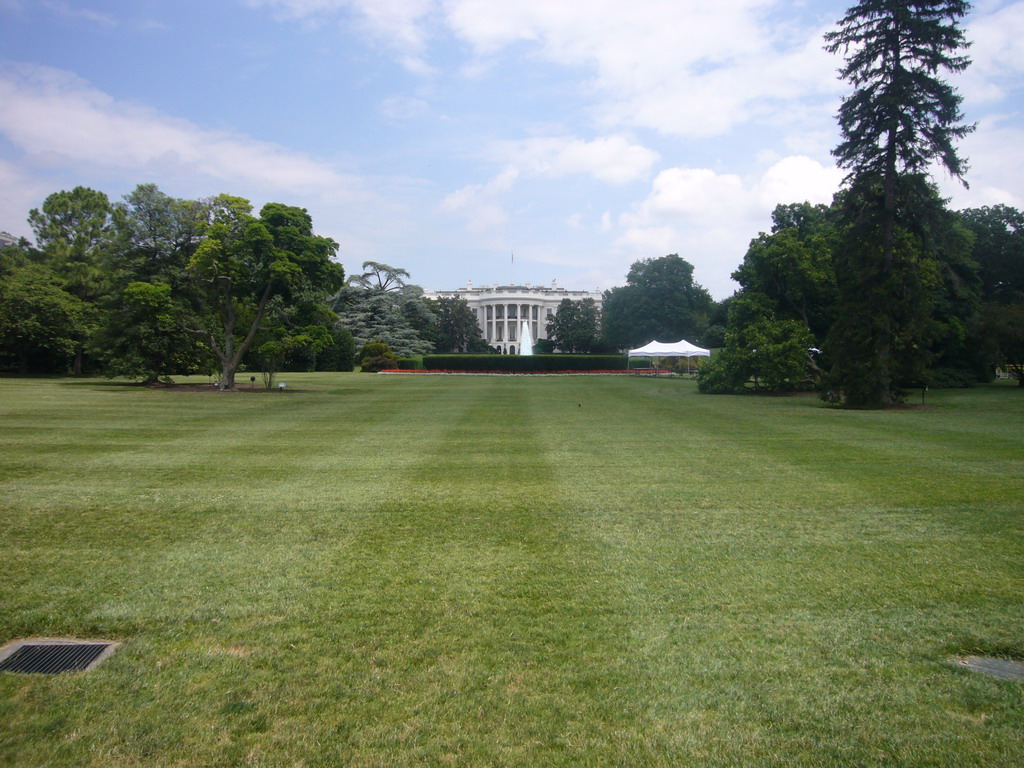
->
[[314, 326, 357, 372], [425, 296, 487, 353], [824, 0, 975, 407], [109, 184, 208, 285], [187, 196, 344, 389], [256, 325, 332, 388], [347, 261, 410, 292], [546, 298, 601, 353], [96, 185, 211, 381], [28, 186, 115, 374], [93, 280, 210, 383], [982, 303, 1024, 386], [332, 265, 436, 357], [0, 265, 88, 374], [731, 202, 837, 343], [697, 293, 816, 394], [960, 205, 1024, 304], [601, 254, 713, 349]]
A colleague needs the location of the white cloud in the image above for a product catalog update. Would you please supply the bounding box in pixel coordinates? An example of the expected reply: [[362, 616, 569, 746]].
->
[[247, 0, 842, 136], [42, 1, 117, 26], [959, 2, 1024, 104], [939, 116, 1024, 210], [0, 157, 48, 239], [489, 135, 658, 184], [441, 135, 657, 232], [440, 166, 519, 231], [618, 155, 842, 298], [755, 155, 844, 209], [0, 63, 353, 195], [245, 0, 436, 73], [445, 0, 840, 137], [378, 95, 429, 121]]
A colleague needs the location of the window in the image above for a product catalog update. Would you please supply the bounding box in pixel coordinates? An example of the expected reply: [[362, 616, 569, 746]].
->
[[495, 305, 504, 319], [508, 304, 517, 319], [486, 305, 493, 320], [509, 324, 516, 341], [532, 305, 538, 320]]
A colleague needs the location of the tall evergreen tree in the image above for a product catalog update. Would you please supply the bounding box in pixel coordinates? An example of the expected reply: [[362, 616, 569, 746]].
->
[[824, 0, 974, 407]]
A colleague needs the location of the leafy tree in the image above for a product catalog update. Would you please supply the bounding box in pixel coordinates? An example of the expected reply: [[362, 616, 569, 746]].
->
[[982, 303, 1024, 386], [732, 202, 837, 344], [547, 297, 601, 353], [96, 185, 211, 380], [824, 0, 975, 407], [960, 205, 1024, 304], [697, 293, 816, 394], [314, 326, 357, 372], [186, 196, 343, 389], [256, 325, 332, 388], [602, 254, 713, 349], [28, 186, 116, 373], [425, 296, 487, 353], [93, 280, 210, 383], [109, 184, 209, 285], [0, 265, 88, 374]]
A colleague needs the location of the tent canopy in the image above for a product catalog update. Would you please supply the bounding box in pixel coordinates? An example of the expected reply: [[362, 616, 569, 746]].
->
[[628, 338, 710, 358]]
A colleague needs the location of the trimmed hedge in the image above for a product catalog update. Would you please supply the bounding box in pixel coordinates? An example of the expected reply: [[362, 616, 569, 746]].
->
[[396, 357, 424, 370], [422, 355, 627, 372]]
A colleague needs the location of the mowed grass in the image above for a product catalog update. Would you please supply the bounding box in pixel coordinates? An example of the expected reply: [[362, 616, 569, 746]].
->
[[0, 373, 1022, 767]]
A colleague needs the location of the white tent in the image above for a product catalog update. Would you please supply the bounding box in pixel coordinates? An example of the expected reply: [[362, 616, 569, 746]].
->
[[627, 338, 710, 374]]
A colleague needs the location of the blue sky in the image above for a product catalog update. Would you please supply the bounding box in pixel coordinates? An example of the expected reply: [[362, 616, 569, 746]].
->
[[1, 0, 1021, 299]]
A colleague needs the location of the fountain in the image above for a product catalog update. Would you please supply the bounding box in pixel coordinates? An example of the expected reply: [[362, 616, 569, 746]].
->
[[519, 320, 534, 355]]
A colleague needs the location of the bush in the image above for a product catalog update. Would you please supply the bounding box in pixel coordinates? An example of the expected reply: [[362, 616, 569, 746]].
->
[[357, 340, 399, 372], [422, 354, 627, 372], [316, 327, 356, 372], [396, 357, 424, 370], [696, 355, 744, 394], [361, 355, 399, 372]]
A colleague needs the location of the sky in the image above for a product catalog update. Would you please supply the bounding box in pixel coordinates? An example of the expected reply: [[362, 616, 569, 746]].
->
[[1, 0, 1022, 299]]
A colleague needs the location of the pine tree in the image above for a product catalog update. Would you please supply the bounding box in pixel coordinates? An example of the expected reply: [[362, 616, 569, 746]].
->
[[824, 0, 974, 407]]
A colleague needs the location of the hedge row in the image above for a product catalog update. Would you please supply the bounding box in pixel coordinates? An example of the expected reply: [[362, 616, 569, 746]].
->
[[421, 355, 627, 372]]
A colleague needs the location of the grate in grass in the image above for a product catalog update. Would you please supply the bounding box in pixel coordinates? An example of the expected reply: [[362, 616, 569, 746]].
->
[[0, 639, 119, 674], [954, 656, 1024, 681]]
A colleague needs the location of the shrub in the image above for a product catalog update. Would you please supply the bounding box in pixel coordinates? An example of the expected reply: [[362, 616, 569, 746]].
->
[[422, 354, 627, 372], [361, 355, 399, 372], [358, 340, 399, 372]]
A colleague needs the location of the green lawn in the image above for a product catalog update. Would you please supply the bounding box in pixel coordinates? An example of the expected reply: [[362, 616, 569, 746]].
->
[[1, 373, 1022, 767]]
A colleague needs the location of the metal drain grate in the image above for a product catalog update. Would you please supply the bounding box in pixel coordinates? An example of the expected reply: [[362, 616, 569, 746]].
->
[[0, 640, 118, 674]]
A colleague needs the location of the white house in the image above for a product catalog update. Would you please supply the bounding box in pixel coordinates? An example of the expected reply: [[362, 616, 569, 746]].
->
[[424, 281, 602, 354]]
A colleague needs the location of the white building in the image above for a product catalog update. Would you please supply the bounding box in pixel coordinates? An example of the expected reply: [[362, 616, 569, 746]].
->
[[424, 281, 602, 354], [0, 231, 19, 250]]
